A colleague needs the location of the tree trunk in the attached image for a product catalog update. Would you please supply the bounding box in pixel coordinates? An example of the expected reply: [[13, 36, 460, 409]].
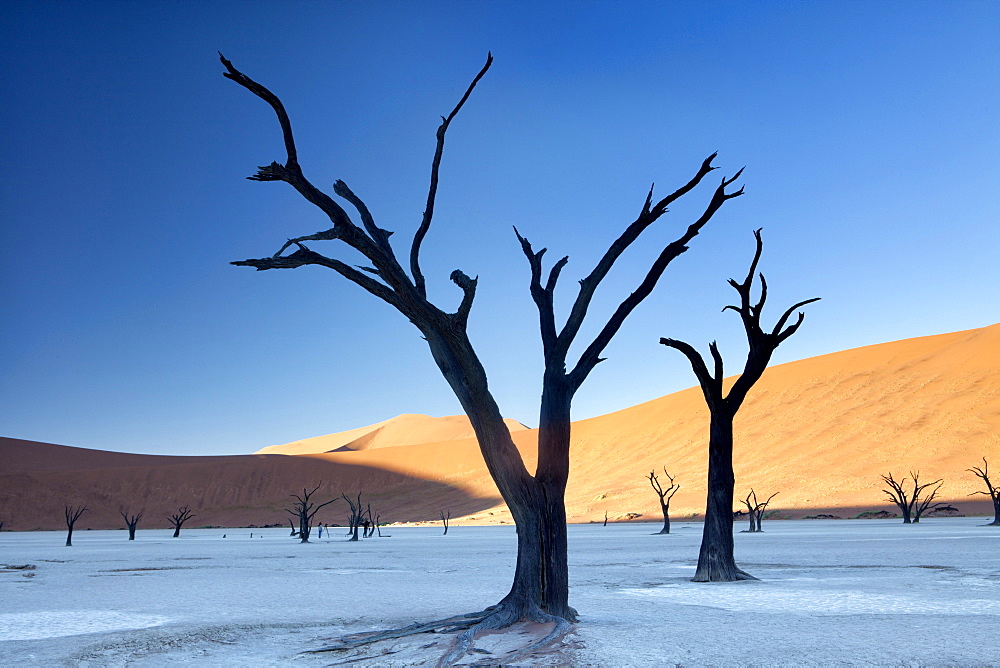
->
[[422, 327, 576, 621], [659, 503, 671, 534], [65, 527, 73, 547], [694, 411, 754, 581], [991, 497, 1000, 526], [172, 526, 180, 538], [128, 526, 136, 540]]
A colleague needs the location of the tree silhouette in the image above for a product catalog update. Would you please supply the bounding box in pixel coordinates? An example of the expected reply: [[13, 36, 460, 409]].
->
[[881, 471, 944, 523], [287, 484, 337, 543], [441, 510, 451, 535], [741, 489, 778, 532], [119, 509, 143, 540], [661, 229, 818, 581], [167, 506, 196, 538], [647, 468, 680, 534], [968, 458, 1000, 526], [222, 52, 742, 656], [64, 504, 87, 546]]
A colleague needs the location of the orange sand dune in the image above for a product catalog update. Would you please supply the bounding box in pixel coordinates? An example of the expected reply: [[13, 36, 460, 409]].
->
[[255, 414, 527, 455], [285, 324, 999, 523], [2, 325, 997, 530]]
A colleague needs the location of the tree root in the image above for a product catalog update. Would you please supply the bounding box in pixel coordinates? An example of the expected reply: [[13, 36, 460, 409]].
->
[[306, 602, 573, 666]]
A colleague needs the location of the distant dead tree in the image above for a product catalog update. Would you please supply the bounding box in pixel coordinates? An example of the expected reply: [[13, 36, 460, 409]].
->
[[441, 510, 451, 535], [287, 484, 337, 544], [342, 493, 366, 541], [661, 229, 818, 581], [167, 506, 196, 538], [881, 472, 945, 524], [64, 504, 87, 547], [741, 489, 778, 532], [223, 52, 743, 650], [119, 509, 144, 540], [603, 511, 608, 527], [287, 518, 299, 537], [647, 468, 680, 534], [967, 458, 1000, 526]]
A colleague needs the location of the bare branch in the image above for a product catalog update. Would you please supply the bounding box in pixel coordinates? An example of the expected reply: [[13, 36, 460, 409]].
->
[[219, 53, 299, 168], [411, 53, 493, 297], [232, 246, 401, 307], [450, 269, 478, 327], [570, 166, 745, 387], [660, 338, 722, 409]]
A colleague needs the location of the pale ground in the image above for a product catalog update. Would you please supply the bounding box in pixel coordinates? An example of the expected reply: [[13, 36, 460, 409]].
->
[[2, 517, 998, 666]]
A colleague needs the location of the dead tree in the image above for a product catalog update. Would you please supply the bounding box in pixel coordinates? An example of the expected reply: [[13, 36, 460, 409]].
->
[[741, 489, 778, 532], [167, 506, 196, 538], [119, 509, 143, 540], [967, 458, 1000, 526], [288, 518, 299, 537], [881, 471, 944, 524], [661, 229, 818, 581], [0, 520, 5, 532], [647, 468, 680, 534], [287, 484, 337, 543], [64, 504, 87, 546], [342, 493, 364, 541], [441, 510, 451, 535], [222, 53, 742, 654]]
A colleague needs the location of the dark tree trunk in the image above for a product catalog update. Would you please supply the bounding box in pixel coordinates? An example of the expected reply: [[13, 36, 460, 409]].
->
[[992, 497, 1000, 526], [694, 413, 753, 581], [660, 504, 671, 534], [65, 526, 74, 547]]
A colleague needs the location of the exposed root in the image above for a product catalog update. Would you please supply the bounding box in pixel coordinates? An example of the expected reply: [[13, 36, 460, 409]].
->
[[306, 602, 574, 666], [306, 608, 494, 653]]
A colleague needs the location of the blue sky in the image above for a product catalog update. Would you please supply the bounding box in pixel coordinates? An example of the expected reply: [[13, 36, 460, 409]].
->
[[2, 2, 997, 455]]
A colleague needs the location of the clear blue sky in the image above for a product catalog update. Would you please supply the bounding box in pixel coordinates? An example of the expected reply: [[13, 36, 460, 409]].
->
[[2, 2, 997, 455]]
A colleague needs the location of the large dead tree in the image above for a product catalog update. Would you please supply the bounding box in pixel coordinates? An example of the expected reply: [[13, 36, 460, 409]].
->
[[881, 471, 944, 524], [287, 484, 337, 543], [221, 53, 742, 657], [661, 229, 818, 581], [119, 509, 143, 540], [741, 489, 778, 532], [167, 506, 196, 538], [968, 458, 1000, 526], [647, 468, 680, 534], [64, 504, 87, 547]]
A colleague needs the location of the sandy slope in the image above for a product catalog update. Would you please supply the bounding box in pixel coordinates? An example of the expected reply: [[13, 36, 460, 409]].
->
[[254, 414, 527, 455], [2, 325, 997, 530]]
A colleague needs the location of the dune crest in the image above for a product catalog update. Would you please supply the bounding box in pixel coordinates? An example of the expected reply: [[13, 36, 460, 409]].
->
[[254, 414, 528, 455]]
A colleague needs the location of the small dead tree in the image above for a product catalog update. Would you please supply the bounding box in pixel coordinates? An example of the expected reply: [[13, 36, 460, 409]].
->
[[661, 229, 818, 581], [881, 472, 944, 524], [119, 509, 143, 540], [968, 458, 1000, 526], [647, 468, 680, 534], [64, 504, 87, 546], [342, 493, 365, 541], [441, 510, 451, 535], [167, 506, 196, 538], [287, 484, 337, 543], [741, 489, 778, 532], [288, 517, 299, 537], [223, 52, 743, 658]]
